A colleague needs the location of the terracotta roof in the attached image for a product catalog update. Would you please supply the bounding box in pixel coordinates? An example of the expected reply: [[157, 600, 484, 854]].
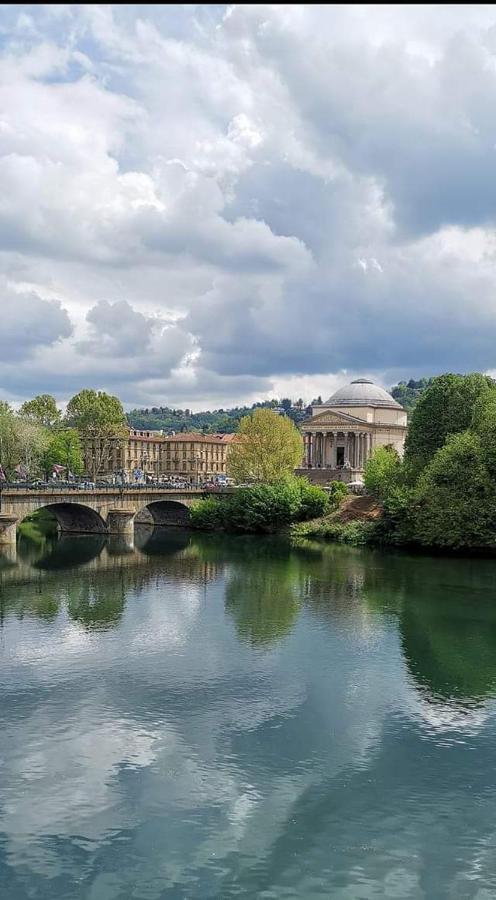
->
[[163, 432, 236, 444]]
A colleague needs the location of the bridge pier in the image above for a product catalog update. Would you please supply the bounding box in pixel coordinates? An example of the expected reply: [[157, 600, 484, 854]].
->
[[0, 515, 18, 546], [106, 509, 136, 539]]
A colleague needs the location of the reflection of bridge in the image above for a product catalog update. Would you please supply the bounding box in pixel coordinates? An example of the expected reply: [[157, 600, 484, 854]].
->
[[0, 486, 229, 544]]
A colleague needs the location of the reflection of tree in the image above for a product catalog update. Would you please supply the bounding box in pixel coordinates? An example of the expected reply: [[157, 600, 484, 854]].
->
[[401, 589, 496, 702], [66, 579, 126, 630], [0, 579, 61, 622], [221, 536, 306, 646]]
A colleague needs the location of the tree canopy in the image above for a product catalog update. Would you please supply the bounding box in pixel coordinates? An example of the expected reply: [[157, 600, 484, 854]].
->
[[227, 408, 303, 484], [20, 394, 61, 429], [66, 389, 126, 477], [404, 373, 496, 475]]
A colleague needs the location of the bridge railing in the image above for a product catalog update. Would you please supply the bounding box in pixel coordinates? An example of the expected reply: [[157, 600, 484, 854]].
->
[[0, 482, 229, 494]]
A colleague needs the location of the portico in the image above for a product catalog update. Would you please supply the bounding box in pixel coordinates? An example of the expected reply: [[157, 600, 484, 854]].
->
[[298, 378, 408, 484]]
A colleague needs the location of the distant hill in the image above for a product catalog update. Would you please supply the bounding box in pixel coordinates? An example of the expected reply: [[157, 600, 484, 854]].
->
[[127, 381, 432, 433], [390, 378, 433, 412], [126, 399, 311, 434]]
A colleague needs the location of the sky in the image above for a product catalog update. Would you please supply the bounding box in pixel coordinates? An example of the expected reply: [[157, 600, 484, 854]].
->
[[3, 4, 496, 410]]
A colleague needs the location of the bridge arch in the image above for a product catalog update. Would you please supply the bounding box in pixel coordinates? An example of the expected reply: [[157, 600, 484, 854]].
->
[[26, 502, 107, 535], [143, 500, 191, 527]]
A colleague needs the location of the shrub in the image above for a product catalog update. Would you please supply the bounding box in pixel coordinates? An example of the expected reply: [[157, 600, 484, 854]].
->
[[190, 498, 225, 530], [227, 479, 302, 532], [327, 481, 348, 506], [297, 479, 329, 520], [364, 446, 401, 500]]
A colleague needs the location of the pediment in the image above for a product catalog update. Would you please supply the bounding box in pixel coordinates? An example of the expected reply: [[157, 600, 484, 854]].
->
[[304, 409, 367, 427]]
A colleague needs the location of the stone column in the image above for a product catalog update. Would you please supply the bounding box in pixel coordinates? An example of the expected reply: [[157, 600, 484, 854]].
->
[[326, 432, 332, 467], [106, 509, 136, 539], [0, 515, 18, 546], [366, 433, 372, 462], [358, 433, 363, 468]]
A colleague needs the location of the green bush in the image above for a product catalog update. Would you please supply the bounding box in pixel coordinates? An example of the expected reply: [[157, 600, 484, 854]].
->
[[227, 479, 302, 532], [364, 446, 401, 500], [190, 498, 225, 530], [297, 479, 329, 520], [291, 517, 377, 545], [374, 485, 416, 546], [327, 481, 348, 506]]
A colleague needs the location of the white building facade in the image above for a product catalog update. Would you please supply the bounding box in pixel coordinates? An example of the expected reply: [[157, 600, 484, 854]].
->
[[297, 378, 407, 483]]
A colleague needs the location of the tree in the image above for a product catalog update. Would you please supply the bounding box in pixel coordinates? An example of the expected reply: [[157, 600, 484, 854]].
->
[[42, 429, 84, 477], [413, 431, 496, 549], [227, 408, 303, 483], [0, 403, 48, 479], [404, 373, 496, 475], [20, 394, 61, 429], [280, 398, 292, 412], [66, 390, 126, 479], [364, 446, 401, 500]]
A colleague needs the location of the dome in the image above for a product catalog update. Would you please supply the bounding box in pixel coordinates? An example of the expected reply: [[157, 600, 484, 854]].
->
[[324, 378, 402, 409]]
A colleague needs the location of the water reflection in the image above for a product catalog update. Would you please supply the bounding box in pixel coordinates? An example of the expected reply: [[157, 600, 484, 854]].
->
[[3, 530, 496, 896]]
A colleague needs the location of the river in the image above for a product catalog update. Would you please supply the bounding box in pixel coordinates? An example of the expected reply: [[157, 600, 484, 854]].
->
[[1, 527, 496, 899]]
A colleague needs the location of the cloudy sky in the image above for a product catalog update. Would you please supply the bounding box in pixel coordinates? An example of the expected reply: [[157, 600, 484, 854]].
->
[[3, 4, 496, 409]]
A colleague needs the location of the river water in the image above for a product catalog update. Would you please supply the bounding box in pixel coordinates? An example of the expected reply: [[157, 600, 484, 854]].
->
[[1, 528, 496, 899]]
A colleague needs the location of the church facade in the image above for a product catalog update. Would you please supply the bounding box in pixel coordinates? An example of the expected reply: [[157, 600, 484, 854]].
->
[[297, 378, 407, 484]]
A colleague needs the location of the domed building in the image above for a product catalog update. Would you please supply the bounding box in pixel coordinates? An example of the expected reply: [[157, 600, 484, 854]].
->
[[298, 378, 407, 483]]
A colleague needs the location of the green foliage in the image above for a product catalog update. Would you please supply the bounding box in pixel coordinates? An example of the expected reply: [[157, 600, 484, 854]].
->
[[227, 408, 303, 484], [375, 486, 416, 546], [66, 389, 126, 478], [404, 373, 496, 476], [364, 446, 401, 499], [297, 479, 329, 519], [296, 518, 377, 545], [0, 403, 49, 478], [473, 392, 496, 478], [127, 399, 310, 434], [413, 431, 496, 549], [20, 394, 61, 429], [226, 479, 302, 532], [327, 481, 349, 506], [190, 498, 225, 530], [191, 477, 327, 534], [42, 428, 83, 476], [390, 377, 433, 412]]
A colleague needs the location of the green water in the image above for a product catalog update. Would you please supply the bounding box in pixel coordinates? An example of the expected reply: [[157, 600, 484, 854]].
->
[[2, 528, 496, 899]]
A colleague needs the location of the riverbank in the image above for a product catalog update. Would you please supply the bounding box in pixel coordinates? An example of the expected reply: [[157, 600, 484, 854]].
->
[[291, 494, 384, 545]]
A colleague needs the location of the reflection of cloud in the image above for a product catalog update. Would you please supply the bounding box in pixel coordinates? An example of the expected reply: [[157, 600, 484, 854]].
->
[[1, 707, 158, 874], [406, 689, 495, 736]]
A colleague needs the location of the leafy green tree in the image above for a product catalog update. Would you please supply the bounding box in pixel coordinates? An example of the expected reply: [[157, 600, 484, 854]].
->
[[0, 403, 48, 478], [227, 408, 303, 484], [66, 389, 126, 479], [390, 377, 433, 412], [20, 394, 61, 429], [404, 373, 496, 475], [413, 431, 496, 549], [0, 402, 19, 477], [364, 446, 401, 499], [42, 429, 83, 477]]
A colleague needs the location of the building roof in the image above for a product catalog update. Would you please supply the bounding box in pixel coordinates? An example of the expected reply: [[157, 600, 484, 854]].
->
[[163, 432, 237, 444], [324, 378, 403, 409]]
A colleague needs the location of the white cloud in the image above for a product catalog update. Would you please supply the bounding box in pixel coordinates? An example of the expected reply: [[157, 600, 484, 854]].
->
[[2, 5, 496, 407]]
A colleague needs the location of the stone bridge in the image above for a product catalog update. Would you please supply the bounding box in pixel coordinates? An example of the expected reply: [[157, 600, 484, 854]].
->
[[0, 486, 229, 544]]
